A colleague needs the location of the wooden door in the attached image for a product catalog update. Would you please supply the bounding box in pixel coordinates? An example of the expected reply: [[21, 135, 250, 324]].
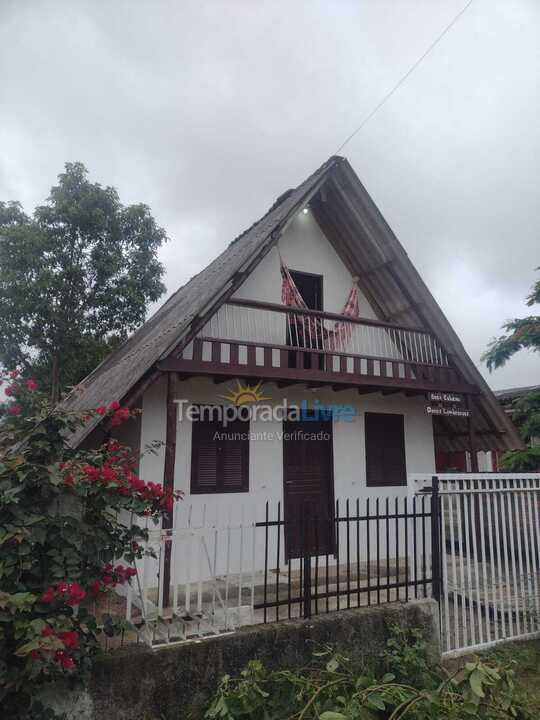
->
[[283, 416, 334, 558]]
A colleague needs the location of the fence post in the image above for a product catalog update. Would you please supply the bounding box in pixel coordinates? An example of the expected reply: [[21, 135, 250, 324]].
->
[[303, 503, 312, 619], [431, 475, 441, 603]]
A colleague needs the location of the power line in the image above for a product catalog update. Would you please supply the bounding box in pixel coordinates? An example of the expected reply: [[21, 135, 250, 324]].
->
[[334, 0, 475, 155]]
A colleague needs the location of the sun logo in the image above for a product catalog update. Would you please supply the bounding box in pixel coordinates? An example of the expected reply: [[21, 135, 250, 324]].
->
[[219, 380, 271, 406]]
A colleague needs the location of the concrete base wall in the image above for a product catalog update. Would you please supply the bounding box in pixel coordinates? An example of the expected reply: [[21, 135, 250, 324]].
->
[[42, 600, 440, 720]]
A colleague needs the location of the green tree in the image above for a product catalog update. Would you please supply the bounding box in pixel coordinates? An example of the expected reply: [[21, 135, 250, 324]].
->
[[482, 270, 540, 470], [0, 163, 167, 400], [482, 270, 540, 371]]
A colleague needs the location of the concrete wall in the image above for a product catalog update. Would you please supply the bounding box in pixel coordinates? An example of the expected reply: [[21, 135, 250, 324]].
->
[[42, 599, 440, 720]]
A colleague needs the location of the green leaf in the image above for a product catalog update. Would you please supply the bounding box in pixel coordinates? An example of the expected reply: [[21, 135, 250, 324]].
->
[[469, 669, 485, 698], [326, 658, 339, 673], [366, 693, 385, 710], [320, 713, 347, 720]]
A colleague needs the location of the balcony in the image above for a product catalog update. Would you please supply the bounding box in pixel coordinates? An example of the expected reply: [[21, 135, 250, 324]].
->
[[160, 299, 477, 394]]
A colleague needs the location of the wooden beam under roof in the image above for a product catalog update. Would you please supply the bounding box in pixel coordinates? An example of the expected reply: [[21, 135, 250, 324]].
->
[[321, 184, 410, 323]]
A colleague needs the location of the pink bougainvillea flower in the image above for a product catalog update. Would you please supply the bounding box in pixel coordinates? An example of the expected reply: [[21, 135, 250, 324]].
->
[[9, 369, 20, 379], [108, 400, 121, 411], [55, 650, 76, 671], [90, 579, 103, 596], [5, 384, 18, 397], [128, 473, 145, 493], [7, 404, 22, 416], [63, 473, 75, 487], [118, 566, 137, 581], [25, 378, 38, 391], [59, 630, 79, 649], [41, 587, 55, 603], [56, 581, 69, 595], [101, 466, 118, 483], [147, 481, 164, 498], [61, 655, 76, 671], [83, 464, 100, 482], [110, 407, 130, 426], [66, 582, 86, 606], [41, 625, 55, 637], [95, 405, 107, 415]]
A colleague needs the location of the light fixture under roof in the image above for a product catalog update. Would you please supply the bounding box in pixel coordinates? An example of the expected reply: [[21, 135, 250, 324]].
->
[[302, 207, 309, 214]]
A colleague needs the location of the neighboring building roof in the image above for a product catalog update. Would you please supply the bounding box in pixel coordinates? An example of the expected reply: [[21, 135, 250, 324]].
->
[[64, 156, 523, 452], [494, 385, 540, 402]]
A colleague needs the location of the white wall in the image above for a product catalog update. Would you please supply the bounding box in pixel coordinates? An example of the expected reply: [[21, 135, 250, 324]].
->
[[163, 378, 434, 502], [138, 376, 435, 580], [233, 210, 376, 319]]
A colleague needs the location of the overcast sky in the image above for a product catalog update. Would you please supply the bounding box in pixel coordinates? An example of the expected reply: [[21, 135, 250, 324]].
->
[[1, 0, 539, 390]]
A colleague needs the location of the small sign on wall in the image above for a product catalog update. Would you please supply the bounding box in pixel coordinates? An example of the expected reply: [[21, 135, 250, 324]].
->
[[425, 391, 470, 418], [427, 391, 463, 404], [426, 405, 471, 418]]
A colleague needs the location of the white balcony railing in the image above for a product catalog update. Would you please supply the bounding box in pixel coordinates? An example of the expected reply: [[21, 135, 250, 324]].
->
[[198, 300, 449, 367]]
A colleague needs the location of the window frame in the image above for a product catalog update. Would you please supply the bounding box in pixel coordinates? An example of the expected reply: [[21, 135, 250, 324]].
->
[[364, 411, 407, 487], [190, 409, 250, 494]]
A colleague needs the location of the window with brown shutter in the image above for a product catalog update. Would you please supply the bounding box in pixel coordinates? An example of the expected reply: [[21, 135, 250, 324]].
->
[[365, 412, 407, 487], [191, 412, 249, 493]]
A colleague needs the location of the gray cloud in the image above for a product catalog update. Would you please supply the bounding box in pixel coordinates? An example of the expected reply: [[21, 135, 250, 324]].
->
[[1, 0, 538, 390]]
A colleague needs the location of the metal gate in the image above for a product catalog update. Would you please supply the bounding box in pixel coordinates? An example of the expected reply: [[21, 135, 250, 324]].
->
[[414, 473, 540, 655]]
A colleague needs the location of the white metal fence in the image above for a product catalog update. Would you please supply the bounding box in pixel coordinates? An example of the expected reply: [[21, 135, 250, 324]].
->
[[119, 474, 540, 652], [411, 473, 540, 655]]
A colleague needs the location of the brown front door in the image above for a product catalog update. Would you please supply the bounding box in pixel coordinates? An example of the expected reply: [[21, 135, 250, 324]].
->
[[283, 416, 335, 558]]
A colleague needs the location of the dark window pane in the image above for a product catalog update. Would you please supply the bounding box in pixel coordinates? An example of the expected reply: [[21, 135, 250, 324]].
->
[[365, 412, 407, 487]]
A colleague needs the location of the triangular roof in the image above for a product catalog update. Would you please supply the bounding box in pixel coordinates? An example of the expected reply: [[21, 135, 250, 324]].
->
[[65, 156, 522, 452]]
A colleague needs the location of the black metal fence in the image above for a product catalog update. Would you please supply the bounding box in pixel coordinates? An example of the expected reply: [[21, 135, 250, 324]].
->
[[254, 492, 435, 622]]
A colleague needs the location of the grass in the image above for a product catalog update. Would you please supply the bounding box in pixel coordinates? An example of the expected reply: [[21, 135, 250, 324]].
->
[[482, 639, 540, 716]]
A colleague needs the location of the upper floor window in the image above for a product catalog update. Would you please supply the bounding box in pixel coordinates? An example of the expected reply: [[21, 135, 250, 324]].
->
[[289, 270, 323, 310]]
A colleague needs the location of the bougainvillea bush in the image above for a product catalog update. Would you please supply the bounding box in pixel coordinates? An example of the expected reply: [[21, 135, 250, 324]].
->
[[0, 369, 178, 718]]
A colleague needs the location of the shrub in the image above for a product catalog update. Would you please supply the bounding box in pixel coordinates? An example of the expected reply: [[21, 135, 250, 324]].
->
[[206, 636, 527, 719], [0, 369, 180, 718]]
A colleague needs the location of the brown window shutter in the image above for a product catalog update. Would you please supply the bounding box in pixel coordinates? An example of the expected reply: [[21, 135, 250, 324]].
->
[[221, 418, 250, 491], [365, 412, 407, 487], [191, 413, 250, 493], [191, 417, 221, 492]]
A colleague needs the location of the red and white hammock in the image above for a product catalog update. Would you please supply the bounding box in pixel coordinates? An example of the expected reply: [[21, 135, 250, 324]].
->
[[280, 256, 359, 351]]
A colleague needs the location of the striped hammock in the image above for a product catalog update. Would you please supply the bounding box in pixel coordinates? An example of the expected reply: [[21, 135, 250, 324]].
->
[[280, 257, 359, 351]]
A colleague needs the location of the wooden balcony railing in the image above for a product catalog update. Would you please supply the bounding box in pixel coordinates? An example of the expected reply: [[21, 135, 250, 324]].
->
[[159, 299, 477, 393]]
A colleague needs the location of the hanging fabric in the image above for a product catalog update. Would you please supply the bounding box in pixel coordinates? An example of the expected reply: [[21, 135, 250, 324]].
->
[[279, 255, 359, 351]]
